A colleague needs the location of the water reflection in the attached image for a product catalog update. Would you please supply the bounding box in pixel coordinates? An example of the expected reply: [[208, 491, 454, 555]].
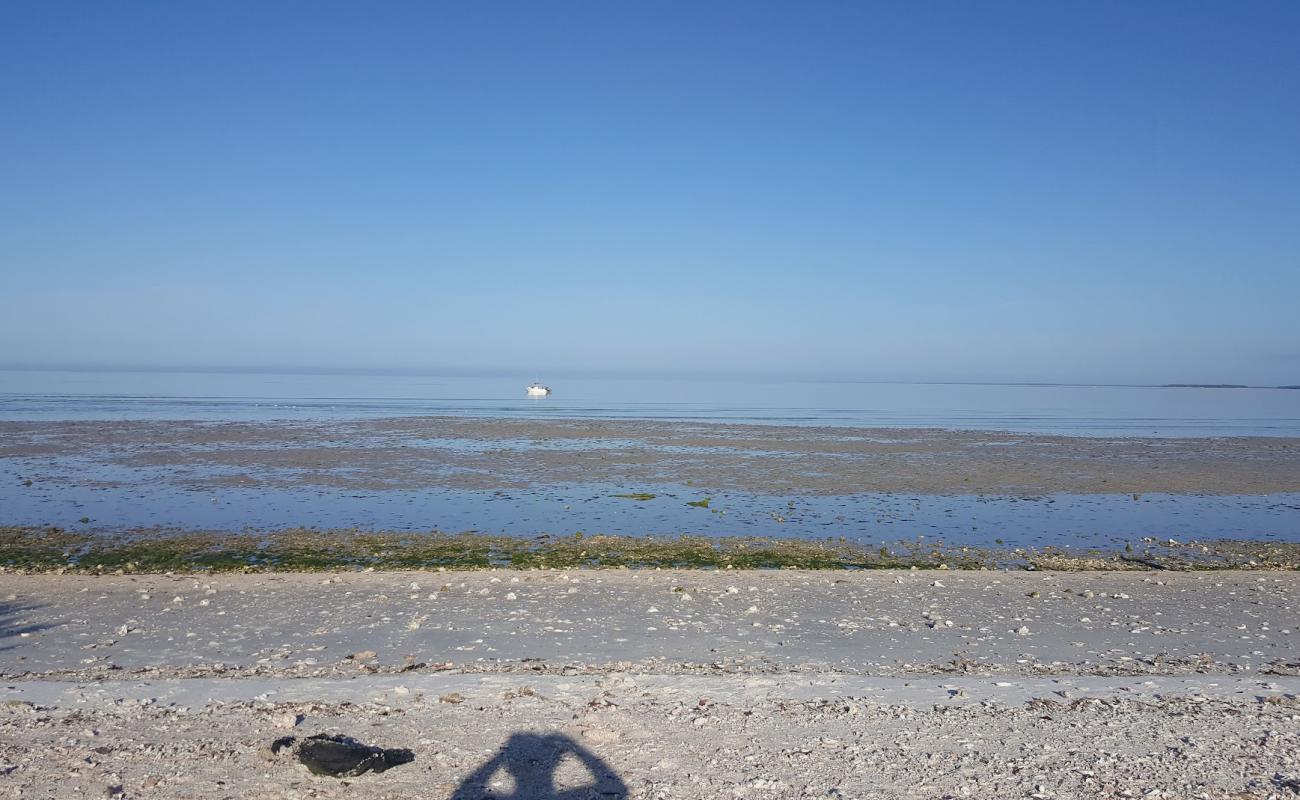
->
[[4, 369, 1299, 436]]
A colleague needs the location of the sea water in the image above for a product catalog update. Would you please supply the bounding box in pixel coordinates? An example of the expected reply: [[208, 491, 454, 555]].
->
[[3, 369, 1297, 544], [3, 369, 1299, 437]]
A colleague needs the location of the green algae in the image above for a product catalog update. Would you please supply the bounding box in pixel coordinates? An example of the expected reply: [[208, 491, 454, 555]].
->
[[0, 526, 934, 573], [1, 525, 1296, 574]]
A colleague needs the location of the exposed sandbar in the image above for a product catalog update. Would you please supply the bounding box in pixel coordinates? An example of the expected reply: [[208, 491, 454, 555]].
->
[[4, 416, 1299, 495]]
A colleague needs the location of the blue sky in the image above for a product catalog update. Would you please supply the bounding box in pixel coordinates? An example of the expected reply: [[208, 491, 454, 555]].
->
[[1, 1, 1297, 384]]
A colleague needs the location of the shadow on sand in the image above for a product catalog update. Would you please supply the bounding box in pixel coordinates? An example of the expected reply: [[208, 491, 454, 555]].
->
[[0, 600, 48, 653], [452, 733, 628, 800]]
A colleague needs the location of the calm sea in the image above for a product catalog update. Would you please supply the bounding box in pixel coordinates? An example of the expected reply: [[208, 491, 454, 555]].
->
[[2, 369, 1298, 437]]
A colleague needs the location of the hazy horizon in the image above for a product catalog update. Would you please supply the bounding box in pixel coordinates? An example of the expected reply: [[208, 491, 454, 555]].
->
[[1, 362, 1297, 389], [3, 2, 1298, 386]]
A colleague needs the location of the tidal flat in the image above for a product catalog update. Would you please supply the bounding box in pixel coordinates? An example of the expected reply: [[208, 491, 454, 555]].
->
[[2, 417, 1298, 562], [5, 416, 1300, 495]]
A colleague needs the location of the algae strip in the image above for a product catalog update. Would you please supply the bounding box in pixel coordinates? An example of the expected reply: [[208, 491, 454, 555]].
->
[[2, 525, 1298, 574]]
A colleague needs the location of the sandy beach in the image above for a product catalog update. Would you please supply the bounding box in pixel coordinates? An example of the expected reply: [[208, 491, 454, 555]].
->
[[3, 569, 1298, 798]]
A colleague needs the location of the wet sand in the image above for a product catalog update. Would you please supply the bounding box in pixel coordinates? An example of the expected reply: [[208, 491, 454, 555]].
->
[[2, 570, 1298, 798], [4, 416, 1300, 495]]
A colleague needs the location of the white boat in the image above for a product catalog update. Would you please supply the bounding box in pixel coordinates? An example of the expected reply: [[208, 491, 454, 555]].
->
[[526, 382, 551, 396]]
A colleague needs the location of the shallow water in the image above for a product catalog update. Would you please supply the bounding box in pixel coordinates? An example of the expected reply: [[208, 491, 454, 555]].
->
[[3, 473, 1297, 550], [4, 369, 1300, 437], [4, 371, 1298, 547]]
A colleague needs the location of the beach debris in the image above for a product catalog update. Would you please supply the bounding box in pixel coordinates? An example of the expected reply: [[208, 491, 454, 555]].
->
[[268, 734, 415, 778], [1120, 554, 1175, 570], [273, 712, 303, 730], [580, 726, 622, 744]]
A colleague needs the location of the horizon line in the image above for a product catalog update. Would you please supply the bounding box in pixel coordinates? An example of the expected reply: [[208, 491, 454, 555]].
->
[[0, 363, 1295, 391]]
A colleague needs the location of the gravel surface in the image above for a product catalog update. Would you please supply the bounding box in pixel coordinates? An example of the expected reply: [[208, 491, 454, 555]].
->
[[4, 570, 1298, 677], [3, 570, 1299, 798]]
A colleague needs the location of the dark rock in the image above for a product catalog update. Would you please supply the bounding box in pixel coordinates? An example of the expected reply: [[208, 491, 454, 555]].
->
[[268, 734, 415, 778]]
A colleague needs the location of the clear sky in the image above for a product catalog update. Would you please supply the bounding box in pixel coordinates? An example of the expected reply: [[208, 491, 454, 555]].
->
[[1, 1, 1297, 384]]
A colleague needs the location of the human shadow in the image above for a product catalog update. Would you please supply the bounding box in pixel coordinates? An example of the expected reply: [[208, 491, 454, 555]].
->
[[452, 733, 628, 800], [0, 601, 48, 653]]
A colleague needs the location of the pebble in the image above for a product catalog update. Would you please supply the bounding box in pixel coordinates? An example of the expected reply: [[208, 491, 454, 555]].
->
[[273, 713, 303, 730]]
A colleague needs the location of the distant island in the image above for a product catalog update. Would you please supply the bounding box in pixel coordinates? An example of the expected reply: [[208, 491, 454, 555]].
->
[[1162, 384, 1299, 389]]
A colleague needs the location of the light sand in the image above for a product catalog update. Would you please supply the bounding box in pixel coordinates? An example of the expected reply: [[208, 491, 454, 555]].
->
[[2, 570, 1298, 798]]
